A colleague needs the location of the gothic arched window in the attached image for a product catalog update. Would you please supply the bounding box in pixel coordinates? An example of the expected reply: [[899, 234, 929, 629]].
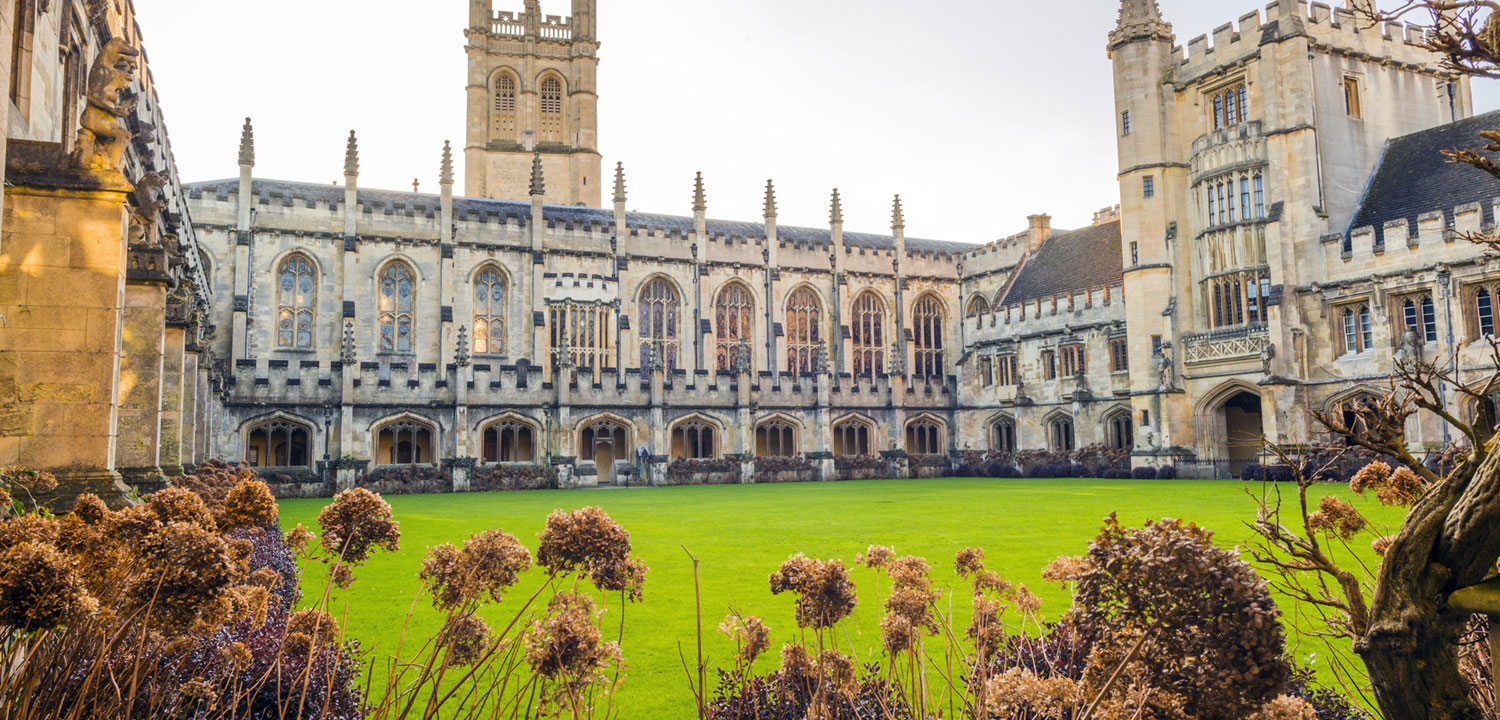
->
[[482, 418, 536, 463], [375, 417, 436, 465], [1049, 416, 1076, 453], [966, 296, 990, 318], [473, 266, 507, 355], [638, 278, 680, 372], [245, 418, 312, 468], [905, 417, 944, 455], [671, 418, 717, 460], [756, 419, 798, 458], [378, 262, 416, 354], [539, 75, 563, 143], [1106, 411, 1134, 451], [492, 72, 517, 141], [1477, 285, 1497, 339], [715, 282, 753, 374], [833, 418, 874, 457], [991, 417, 1016, 453], [785, 287, 822, 374], [579, 419, 628, 462], [277, 254, 316, 350], [912, 294, 945, 378], [851, 292, 887, 378]]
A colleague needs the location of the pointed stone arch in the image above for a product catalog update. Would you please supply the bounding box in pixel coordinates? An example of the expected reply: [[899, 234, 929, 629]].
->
[[904, 413, 947, 455], [475, 412, 542, 464], [755, 413, 806, 458], [831, 412, 879, 457], [1100, 404, 1134, 451], [987, 411, 1019, 453], [669, 412, 725, 460], [1042, 409, 1077, 453], [239, 411, 319, 469], [370, 411, 442, 466], [1194, 380, 1266, 475]]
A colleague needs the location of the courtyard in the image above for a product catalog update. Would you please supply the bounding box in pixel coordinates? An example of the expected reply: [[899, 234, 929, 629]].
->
[[281, 477, 1399, 717]]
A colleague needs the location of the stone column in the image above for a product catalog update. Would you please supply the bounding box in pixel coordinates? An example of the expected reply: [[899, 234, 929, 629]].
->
[[157, 322, 187, 477], [116, 247, 170, 493], [181, 346, 200, 469], [0, 160, 136, 509], [195, 364, 211, 464]]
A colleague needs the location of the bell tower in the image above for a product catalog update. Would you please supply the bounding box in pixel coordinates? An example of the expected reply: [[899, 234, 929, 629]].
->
[[465, 0, 602, 206]]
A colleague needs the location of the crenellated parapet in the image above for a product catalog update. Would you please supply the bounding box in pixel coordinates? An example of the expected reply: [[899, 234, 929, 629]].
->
[[1171, 2, 1441, 85]]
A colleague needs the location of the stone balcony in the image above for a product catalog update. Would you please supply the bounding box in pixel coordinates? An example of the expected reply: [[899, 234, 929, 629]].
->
[[1182, 325, 1270, 366]]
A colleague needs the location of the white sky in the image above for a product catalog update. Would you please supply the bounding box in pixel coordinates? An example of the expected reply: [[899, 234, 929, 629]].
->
[[134, 0, 1498, 244]]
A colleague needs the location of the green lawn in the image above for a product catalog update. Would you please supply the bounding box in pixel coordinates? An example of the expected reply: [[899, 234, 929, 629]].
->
[[279, 477, 1402, 718]]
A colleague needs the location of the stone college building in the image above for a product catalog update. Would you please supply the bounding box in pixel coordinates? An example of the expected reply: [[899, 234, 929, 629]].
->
[[1, 0, 1498, 501]]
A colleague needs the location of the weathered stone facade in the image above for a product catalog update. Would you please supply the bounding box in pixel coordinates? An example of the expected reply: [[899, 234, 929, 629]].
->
[[2, 0, 1496, 501], [0, 0, 221, 507], [180, 0, 1500, 488]]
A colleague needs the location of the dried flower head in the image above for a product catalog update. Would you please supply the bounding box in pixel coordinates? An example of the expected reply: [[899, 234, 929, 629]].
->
[[1013, 583, 1044, 616], [768, 554, 858, 629], [1372, 535, 1395, 557], [0, 467, 57, 494], [145, 487, 218, 530], [228, 584, 270, 627], [967, 594, 1007, 659], [285, 524, 315, 554], [219, 480, 278, 532], [218, 641, 253, 668], [880, 613, 918, 655], [536, 507, 645, 599], [0, 514, 60, 552], [1042, 555, 1086, 585], [284, 632, 314, 658], [1247, 695, 1318, 720], [955, 546, 987, 577], [1380, 467, 1428, 506], [421, 529, 534, 610], [975, 570, 1013, 595], [317, 488, 400, 567], [855, 545, 895, 569], [441, 614, 492, 667], [817, 650, 856, 691], [71, 494, 111, 525], [977, 669, 1084, 719], [1307, 496, 1367, 540], [523, 592, 621, 679], [131, 522, 243, 631], [288, 608, 340, 643], [779, 643, 813, 679], [0, 541, 97, 632], [718, 613, 771, 664], [1348, 461, 1392, 494]]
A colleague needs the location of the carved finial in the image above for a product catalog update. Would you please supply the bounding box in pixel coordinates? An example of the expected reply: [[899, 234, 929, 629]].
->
[[612, 162, 627, 206], [529, 152, 545, 197], [340, 321, 357, 364], [440, 141, 454, 186], [413, 179, 420, 194], [455, 326, 472, 368], [892, 195, 905, 231], [344, 131, 359, 177], [830, 189, 843, 226], [238, 118, 254, 166], [1109, 0, 1172, 49], [763, 180, 777, 219], [692, 172, 706, 214]]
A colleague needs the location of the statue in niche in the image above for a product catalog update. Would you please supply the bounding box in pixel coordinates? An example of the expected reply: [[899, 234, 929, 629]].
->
[[1260, 343, 1277, 378], [1154, 345, 1175, 390], [74, 38, 141, 175], [1396, 327, 1424, 365]]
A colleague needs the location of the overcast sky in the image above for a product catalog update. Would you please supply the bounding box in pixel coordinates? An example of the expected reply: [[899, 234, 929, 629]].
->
[[134, 0, 1498, 244]]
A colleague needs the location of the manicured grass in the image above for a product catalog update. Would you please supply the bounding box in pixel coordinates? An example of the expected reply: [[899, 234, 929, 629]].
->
[[279, 477, 1402, 718]]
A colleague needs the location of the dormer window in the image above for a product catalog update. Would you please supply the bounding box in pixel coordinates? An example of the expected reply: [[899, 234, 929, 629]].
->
[[1210, 83, 1249, 130]]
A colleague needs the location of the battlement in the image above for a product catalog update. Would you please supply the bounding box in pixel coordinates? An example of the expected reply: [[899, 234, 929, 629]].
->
[[1324, 197, 1498, 278], [1171, 1, 1435, 82]]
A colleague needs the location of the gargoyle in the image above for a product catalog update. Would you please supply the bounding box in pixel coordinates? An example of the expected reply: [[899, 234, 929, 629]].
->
[[127, 171, 166, 244], [73, 38, 141, 175]]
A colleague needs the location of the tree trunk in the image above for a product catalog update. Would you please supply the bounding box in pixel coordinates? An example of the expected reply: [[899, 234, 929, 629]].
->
[[1358, 446, 1500, 720]]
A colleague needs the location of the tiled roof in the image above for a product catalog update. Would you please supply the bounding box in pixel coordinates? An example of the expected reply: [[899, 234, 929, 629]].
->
[[999, 220, 1123, 306], [1350, 110, 1500, 245], [186, 178, 976, 254]]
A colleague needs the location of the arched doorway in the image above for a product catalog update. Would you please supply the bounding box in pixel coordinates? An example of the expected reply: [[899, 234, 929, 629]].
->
[[1221, 391, 1264, 477], [580, 418, 629, 485]]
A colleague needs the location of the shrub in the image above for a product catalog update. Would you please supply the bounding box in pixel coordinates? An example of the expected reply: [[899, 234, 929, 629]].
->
[[669, 458, 740, 483], [707, 662, 910, 720], [358, 465, 451, 495], [1157, 465, 1177, 479], [835, 456, 886, 472], [470, 464, 549, 492], [1070, 514, 1288, 717], [1132, 467, 1157, 480], [1243, 464, 1297, 484]]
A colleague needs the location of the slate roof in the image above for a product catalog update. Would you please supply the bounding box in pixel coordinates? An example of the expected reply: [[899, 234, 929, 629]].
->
[[1350, 109, 1500, 245], [999, 220, 1123, 306], [186, 178, 977, 255]]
